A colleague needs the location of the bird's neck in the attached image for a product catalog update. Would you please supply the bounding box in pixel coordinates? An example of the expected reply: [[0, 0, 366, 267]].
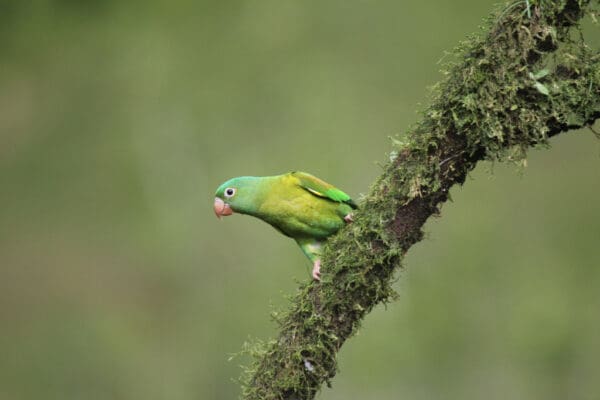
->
[[234, 176, 276, 217]]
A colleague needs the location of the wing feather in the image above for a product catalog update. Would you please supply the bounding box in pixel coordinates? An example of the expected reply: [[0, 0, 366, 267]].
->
[[291, 171, 358, 209]]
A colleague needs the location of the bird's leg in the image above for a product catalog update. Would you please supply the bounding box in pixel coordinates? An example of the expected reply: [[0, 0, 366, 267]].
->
[[296, 239, 323, 281], [344, 213, 354, 223], [312, 259, 321, 281]]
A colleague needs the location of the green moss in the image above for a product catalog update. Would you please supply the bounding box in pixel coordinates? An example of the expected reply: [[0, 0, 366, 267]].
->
[[240, 1, 600, 399]]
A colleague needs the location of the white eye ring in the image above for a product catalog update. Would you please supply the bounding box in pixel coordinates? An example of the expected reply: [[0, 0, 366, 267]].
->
[[224, 187, 236, 198]]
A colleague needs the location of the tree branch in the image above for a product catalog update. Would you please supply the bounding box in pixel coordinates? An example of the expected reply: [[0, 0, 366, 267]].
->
[[241, 1, 600, 398]]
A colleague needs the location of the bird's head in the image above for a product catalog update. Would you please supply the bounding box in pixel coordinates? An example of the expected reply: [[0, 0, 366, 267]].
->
[[214, 176, 260, 218]]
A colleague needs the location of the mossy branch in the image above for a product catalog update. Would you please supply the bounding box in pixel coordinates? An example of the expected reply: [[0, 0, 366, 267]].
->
[[241, 1, 600, 399]]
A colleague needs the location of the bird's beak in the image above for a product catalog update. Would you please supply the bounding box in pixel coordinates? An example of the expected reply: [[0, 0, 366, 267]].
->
[[214, 197, 233, 219]]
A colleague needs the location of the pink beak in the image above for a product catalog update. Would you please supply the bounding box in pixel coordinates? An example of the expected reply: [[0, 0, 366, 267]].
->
[[214, 197, 233, 219]]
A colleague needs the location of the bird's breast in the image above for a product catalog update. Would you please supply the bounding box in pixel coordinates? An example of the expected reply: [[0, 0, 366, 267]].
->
[[257, 191, 345, 239]]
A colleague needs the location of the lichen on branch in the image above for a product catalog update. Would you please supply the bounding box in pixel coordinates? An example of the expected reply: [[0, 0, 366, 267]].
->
[[240, 1, 600, 399]]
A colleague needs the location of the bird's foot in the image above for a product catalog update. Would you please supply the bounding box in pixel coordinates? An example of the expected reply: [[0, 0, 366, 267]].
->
[[312, 259, 321, 281], [344, 213, 354, 223]]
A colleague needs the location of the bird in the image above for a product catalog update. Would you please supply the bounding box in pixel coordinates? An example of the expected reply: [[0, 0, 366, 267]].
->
[[213, 171, 357, 280]]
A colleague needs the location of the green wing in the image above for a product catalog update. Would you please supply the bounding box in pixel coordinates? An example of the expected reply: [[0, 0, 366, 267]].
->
[[291, 171, 358, 209]]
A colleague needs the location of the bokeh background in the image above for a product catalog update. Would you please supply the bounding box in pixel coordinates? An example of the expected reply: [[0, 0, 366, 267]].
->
[[1, 1, 599, 399]]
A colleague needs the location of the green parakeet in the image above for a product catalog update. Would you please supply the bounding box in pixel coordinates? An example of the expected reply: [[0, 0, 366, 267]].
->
[[214, 171, 357, 280]]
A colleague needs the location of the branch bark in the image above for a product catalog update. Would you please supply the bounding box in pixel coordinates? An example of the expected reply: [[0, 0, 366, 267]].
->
[[241, 1, 600, 398]]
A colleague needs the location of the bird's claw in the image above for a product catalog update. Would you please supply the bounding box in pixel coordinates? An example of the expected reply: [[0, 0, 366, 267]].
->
[[344, 213, 354, 223], [312, 259, 321, 281]]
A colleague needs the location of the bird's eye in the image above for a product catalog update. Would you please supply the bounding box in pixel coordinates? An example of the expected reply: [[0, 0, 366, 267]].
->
[[224, 188, 236, 198]]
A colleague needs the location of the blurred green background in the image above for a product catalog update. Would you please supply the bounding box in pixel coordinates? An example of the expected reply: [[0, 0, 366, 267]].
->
[[1, 1, 599, 399]]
